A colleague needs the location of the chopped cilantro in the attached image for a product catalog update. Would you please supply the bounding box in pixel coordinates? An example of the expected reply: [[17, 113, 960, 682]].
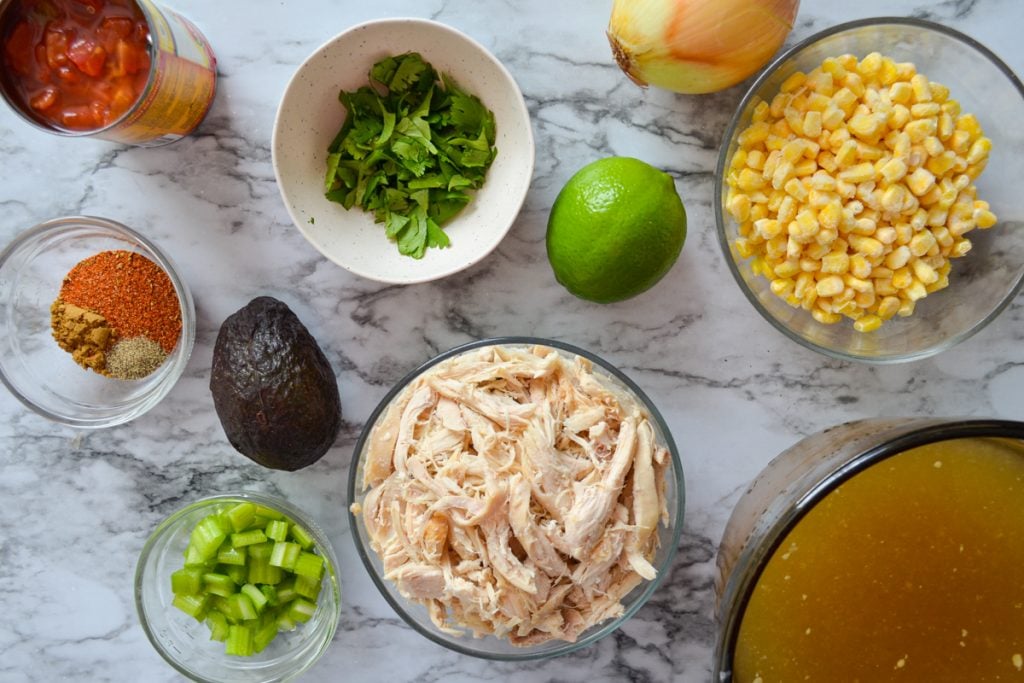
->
[[324, 53, 498, 259]]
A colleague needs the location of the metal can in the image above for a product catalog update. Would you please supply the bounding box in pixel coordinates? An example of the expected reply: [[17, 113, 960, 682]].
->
[[0, 0, 216, 146]]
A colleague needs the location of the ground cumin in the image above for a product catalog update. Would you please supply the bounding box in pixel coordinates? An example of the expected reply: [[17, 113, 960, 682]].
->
[[50, 300, 117, 375]]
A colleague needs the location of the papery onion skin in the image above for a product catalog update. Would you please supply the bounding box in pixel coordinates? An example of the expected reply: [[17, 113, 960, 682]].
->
[[608, 0, 800, 94]]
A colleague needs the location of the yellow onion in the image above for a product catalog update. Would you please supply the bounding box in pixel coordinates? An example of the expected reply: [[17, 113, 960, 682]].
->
[[608, 0, 800, 94]]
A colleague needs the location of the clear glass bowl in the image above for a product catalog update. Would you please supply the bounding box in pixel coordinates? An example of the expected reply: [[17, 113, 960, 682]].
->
[[715, 18, 1024, 363], [347, 336, 685, 660], [135, 492, 342, 683], [712, 417, 1024, 681], [0, 216, 195, 427]]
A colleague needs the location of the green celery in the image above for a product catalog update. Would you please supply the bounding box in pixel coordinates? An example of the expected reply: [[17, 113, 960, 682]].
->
[[222, 563, 248, 586], [225, 624, 255, 657], [275, 578, 297, 604], [172, 593, 209, 621], [293, 552, 324, 580], [253, 619, 279, 653], [276, 612, 297, 632], [287, 598, 317, 624], [170, 567, 203, 595], [217, 546, 247, 566], [248, 557, 283, 585], [294, 575, 322, 601], [247, 541, 273, 560], [225, 503, 256, 532], [230, 529, 267, 548], [265, 520, 289, 542], [268, 542, 300, 570], [289, 524, 315, 550], [240, 584, 269, 614], [252, 504, 283, 521], [260, 584, 279, 607], [190, 515, 228, 561], [206, 611, 229, 642], [202, 573, 236, 598], [226, 592, 257, 622], [183, 542, 208, 567]]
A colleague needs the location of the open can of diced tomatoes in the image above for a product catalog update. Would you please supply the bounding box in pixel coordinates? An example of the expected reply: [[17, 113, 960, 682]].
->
[[0, 0, 216, 146]]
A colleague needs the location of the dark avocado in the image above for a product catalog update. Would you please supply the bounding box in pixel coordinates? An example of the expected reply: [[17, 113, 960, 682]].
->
[[210, 296, 341, 471]]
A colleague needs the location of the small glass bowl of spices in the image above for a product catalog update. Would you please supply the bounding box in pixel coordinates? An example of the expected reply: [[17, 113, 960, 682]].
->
[[0, 215, 195, 427]]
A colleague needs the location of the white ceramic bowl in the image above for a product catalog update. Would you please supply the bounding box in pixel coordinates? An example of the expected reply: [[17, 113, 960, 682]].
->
[[272, 18, 534, 284]]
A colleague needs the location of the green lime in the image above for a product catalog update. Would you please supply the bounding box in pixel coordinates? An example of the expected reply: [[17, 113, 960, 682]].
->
[[546, 157, 687, 303]]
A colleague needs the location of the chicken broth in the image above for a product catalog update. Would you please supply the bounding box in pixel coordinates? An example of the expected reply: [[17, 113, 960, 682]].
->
[[734, 437, 1024, 682]]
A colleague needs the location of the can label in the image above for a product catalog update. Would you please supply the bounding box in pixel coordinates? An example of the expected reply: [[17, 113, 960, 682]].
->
[[102, 0, 217, 146]]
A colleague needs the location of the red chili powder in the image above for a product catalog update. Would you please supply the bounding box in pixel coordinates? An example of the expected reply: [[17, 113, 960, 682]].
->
[[59, 249, 182, 353]]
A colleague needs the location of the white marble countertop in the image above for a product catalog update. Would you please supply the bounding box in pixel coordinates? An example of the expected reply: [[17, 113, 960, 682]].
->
[[1, 0, 1023, 681]]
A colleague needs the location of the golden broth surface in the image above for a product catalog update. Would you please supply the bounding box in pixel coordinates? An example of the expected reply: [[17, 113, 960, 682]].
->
[[734, 437, 1024, 682]]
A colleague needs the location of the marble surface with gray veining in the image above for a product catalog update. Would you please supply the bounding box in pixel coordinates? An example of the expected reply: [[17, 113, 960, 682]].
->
[[1, 0, 1023, 681]]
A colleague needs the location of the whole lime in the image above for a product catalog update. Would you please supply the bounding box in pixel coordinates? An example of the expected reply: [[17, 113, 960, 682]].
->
[[546, 157, 687, 303]]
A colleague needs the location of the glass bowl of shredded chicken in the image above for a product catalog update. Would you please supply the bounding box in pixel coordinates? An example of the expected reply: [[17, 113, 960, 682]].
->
[[347, 337, 684, 660]]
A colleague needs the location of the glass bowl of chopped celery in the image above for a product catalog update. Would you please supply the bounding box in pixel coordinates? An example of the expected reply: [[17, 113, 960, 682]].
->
[[134, 492, 341, 682], [714, 17, 1024, 363], [272, 18, 534, 284]]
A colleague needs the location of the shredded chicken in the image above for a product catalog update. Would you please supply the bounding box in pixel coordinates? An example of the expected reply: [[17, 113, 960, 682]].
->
[[354, 345, 670, 645]]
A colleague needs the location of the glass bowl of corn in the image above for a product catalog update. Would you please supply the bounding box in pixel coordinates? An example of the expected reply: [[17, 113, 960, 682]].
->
[[715, 17, 1024, 363]]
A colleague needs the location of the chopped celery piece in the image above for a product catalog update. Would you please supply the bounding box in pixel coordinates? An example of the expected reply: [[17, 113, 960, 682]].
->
[[289, 523, 315, 550], [288, 598, 317, 623], [275, 578, 297, 604], [241, 584, 269, 614], [269, 542, 300, 570], [172, 593, 209, 620], [253, 504, 283, 521], [230, 529, 267, 548], [277, 612, 297, 632], [225, 624, 255, 657], [265, 520, 289, 542], [293, 552, 324, 580], [260, 584, 279, 607], [227, 592, 257, 621], [225, 503, 256, 532], [183, 542, 208, 567], [171, 567, 203, 595], [190, 515, 229, 561], [202, 573, 236, 598], [206, 611, 230, 642], [247, 541, 273, 560], [217, 545, 247, 566], [222, 563, 248, 585], [248, 558, 283, 585], [294, 574, 322, 601], [254, 619, 279, 653]]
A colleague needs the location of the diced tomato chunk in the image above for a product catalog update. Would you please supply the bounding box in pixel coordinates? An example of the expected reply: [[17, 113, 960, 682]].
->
[[60, 104, 100, 129], [29, 86, 59, 111], [67, 38, 106, 76], [45, 29, 70, 68]]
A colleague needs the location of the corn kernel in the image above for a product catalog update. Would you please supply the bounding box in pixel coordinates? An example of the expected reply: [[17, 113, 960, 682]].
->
[[892, 267, 913, 289], [727, 194, 751, 222], [858, 52, 883, 77], [844, 273, 872, 293], [780, 71, 806, 93], [878, 157, 908, 184], [738, 121, 770, 146], [905, 117, 937, 143], [784, 177, 809, 202], [911, 258, 939, 285], [906, 167, 936, 197], [888, 81, 912, 104], [774, 259, 801, 278], [778, 195, 797, 225], [754, 218, 783, 240], [821, 251, 850, 274], [812, 308, 842, 324], [910, 102, 941, 118], [816, 275, 845, 297], [932, 225, 953, 248], [838, 162, 875, 184], [950, 129, 972, 155], [850, 253, 873, 279], [803, 110, 823, 138], [922, 136, 945, 157], [875, 226, 897, 244], [908, 230, 937, 257], [897, 299, 916, 317], [910, 74, 932, 102], [877, 296, 901, 319], [881, 185, 906, 214], [956, 113, 981, 137], [793, 159, 818, 177], [849, 114, 883, 140], [849, 234, 885, 258], [888, 104, 911, 130], [950, 239, 973, 257], [770, 278, 795, 297], [905, 279, 928, 301], [875, 278, 898, 297], [925, 151, 956, 176], [975, 208, 998, 229], [966, 137, 992, 165], [854, 315, 883, 333], [938, 112, 954, 140]]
